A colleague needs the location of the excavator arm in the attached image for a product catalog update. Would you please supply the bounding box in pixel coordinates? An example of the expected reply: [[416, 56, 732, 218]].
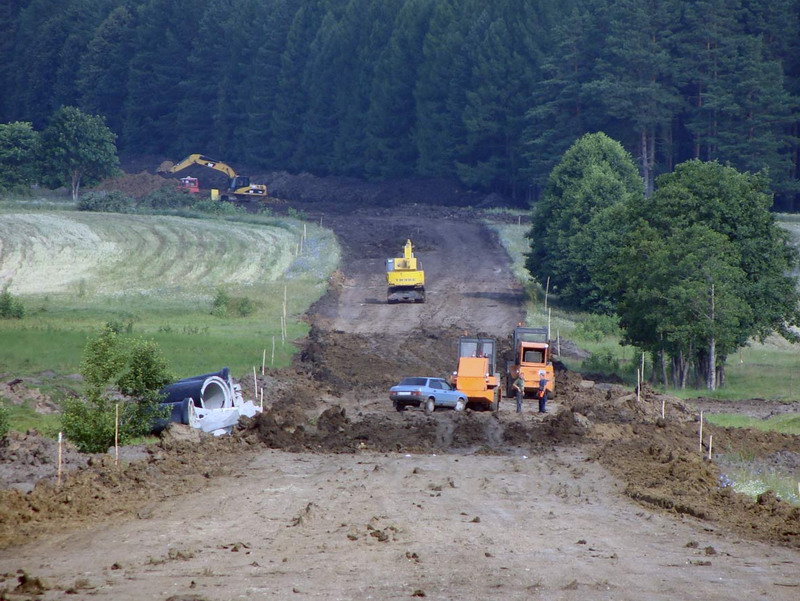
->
[[158, 153, 267, 201], [163, 154, 238, 179]]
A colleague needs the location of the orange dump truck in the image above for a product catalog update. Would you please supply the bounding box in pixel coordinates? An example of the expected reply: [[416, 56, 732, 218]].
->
[[451, 337, 501, 411], [505, 327, 555, 399]]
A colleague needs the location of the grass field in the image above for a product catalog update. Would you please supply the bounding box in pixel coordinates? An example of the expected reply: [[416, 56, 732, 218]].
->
[[0, 209, 340, 386]]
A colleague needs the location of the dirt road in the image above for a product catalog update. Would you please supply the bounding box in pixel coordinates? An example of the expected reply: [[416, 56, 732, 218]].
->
[[313, 213, 524, 335], [1, 205, 799, 600], [3, 448, 799, 601]]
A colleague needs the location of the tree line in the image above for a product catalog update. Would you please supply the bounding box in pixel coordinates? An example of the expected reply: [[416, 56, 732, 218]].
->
[[528, 133, 800, 390], [1, 0, 799, 209]]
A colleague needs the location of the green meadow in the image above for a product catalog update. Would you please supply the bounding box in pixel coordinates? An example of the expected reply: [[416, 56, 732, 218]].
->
[[0, 208, 340, 386]]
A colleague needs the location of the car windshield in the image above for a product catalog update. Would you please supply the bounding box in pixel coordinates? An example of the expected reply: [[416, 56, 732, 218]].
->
[[398, 377, 427, 386]]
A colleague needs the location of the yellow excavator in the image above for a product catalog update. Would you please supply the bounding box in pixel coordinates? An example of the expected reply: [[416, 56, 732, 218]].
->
[[386, 239, 425, 303], [158, 154, 268, 202]]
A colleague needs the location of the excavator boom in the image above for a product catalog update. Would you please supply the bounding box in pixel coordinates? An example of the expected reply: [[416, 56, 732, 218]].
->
[[158, 153, 268, 202], [165, 154, 237, 178]]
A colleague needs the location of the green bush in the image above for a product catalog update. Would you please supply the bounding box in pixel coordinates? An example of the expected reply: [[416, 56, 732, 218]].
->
[[192, 199, 244, 215], [138, 188, 245, 215], [0, 402, 9, 439], [231, 296, 256, 317], [116, 339, 173, 397], [61, 397, 116, 453], [77, 190, 134, 213], [581, 350, 621, 375], [61, 395, 166, 453], [573, 314, 620, 342], [106, 319, 134, 334], [287, 207, 307, 220], [211, 288, 257, 317], [212, 288, 230, 316], [0, 288, 24, 319], [63, 327, 173, 452]]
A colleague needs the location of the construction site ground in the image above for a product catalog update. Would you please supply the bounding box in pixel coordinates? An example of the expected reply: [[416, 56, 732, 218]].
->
[[1, 195, 799, 601]]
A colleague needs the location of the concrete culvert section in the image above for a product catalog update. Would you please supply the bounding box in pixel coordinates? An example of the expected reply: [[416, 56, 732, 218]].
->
[[198, 376, 231, 410]]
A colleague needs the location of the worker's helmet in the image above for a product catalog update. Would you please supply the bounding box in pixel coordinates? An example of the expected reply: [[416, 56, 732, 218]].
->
[[539, 371, 545, 376]]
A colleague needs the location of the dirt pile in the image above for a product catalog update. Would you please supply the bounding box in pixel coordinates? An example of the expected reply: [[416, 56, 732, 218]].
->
[[296, 325, 469, 393], [238, 401, 560, 455], [593, 419, 800, 547], [263, 172, 493, 211], [94, 171, 173, 198], [0, 431, 88, 493], [0, 433, 253, 549]]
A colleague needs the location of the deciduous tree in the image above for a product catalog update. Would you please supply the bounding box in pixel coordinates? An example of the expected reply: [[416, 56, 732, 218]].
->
[[0, 121, 39, 191], [38, 106, 119, 200], [526, 132, 643, 312]]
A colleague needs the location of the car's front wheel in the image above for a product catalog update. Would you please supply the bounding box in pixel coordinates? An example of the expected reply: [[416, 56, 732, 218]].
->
[[455, 398, 466, 411], [424, 397, 435, 414]]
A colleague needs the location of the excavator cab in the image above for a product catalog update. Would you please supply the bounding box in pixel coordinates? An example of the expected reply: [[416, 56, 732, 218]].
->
[[230, 175, 250, 190]]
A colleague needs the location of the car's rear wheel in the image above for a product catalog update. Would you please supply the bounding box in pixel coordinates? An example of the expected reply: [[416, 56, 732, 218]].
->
[[394, 401, 405, 412], [424, 397, 435, 414]]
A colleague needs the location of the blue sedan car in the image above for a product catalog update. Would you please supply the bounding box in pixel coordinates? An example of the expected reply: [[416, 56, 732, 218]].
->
[[389, 377, 468, 413]]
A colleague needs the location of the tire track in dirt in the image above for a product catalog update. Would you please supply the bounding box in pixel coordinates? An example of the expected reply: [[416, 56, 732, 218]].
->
[[314, 214, 525, 336]]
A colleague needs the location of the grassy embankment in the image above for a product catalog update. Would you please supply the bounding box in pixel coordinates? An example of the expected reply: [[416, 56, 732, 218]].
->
[[0, 202, 340, 432], [490, 213, 800, 503]]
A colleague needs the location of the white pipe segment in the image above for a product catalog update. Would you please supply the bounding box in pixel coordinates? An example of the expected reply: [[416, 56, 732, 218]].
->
[[200, 376, 231, 409]]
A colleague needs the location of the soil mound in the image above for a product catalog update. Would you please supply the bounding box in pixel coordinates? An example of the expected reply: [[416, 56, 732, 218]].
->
[[0, 431, 88, 492], [296, 325, 469, 393], [238, 402, 561, 455], [0, 433, 251, 549], [94, 171, 172, 198]]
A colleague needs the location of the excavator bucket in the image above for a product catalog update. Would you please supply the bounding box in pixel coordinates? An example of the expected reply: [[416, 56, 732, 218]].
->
[[157, 161, 175, 173]]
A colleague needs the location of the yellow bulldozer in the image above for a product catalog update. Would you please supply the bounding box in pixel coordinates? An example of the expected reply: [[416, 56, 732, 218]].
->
[[158, 154, 268, 202], [386, 239, 425, 303], [450, 337, 501, 411]]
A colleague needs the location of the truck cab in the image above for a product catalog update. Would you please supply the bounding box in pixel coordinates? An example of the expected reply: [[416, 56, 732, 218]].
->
[[506, 327, 555, 399]]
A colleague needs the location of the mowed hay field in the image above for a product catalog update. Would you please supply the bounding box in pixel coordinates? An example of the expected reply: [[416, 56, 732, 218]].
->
[[0, 211, 340, 379]]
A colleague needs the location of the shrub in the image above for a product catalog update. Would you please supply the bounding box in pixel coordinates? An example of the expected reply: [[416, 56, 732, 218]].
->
[[106, 319, 133, 334], [192, 199, 244, 215], [287, 207, 307, 220], [77, 190, 134, 213], [573, 314, 620, 342], [0, 288, 24, 319], [0, 402, 9, 439], [231, 296, 256, 317], [211, 288, 257, 317], [61, 397, 116, 453], [581, 350, 621, 375], [116, 339, 173, 398], [61, 395, 165, 453], [64, 327, 172, 452], [212, 288, 230, 316]]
